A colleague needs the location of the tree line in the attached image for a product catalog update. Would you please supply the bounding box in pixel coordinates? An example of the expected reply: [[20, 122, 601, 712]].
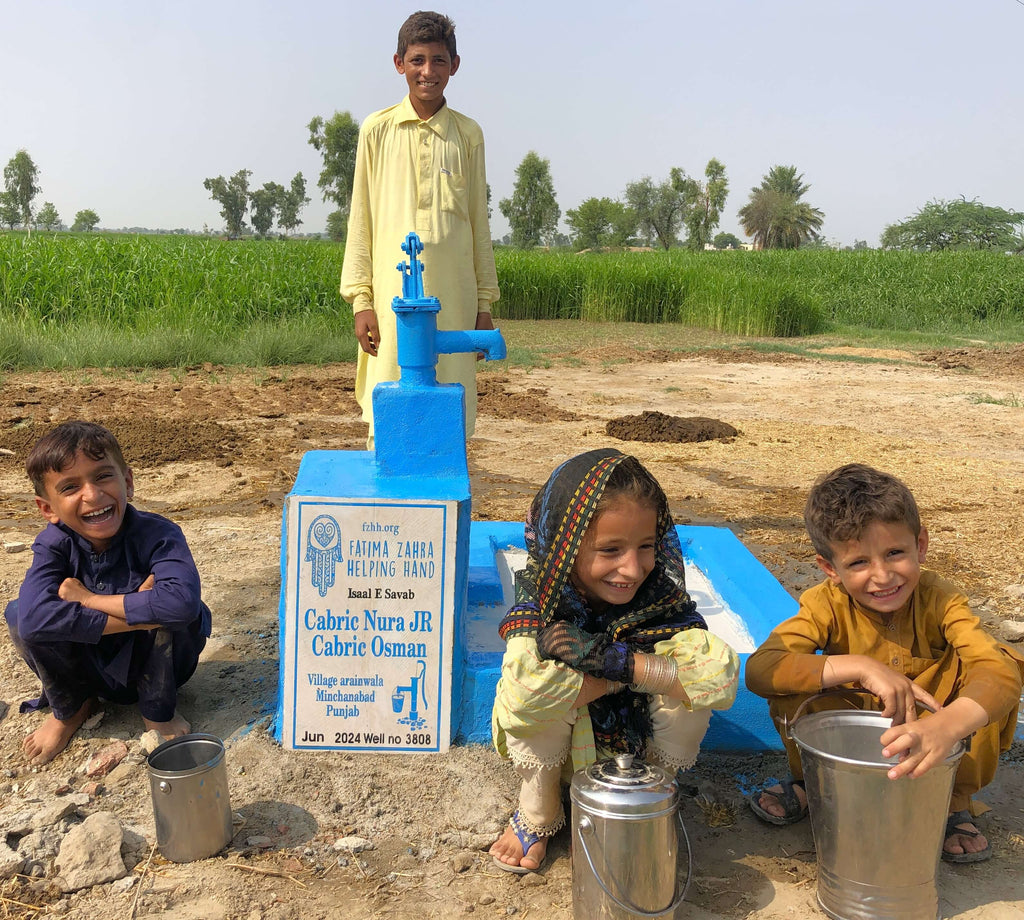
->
[[7, 116, 1023, 252], [503, 153, 1023, 253], [2, 150, 100, 233]]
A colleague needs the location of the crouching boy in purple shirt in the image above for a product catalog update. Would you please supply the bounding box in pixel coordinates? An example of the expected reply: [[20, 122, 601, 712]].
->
[[4, 421, 211, 765]]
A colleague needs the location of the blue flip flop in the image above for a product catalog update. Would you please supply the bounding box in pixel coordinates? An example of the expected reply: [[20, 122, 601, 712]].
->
[[493, 809, 546, 874]]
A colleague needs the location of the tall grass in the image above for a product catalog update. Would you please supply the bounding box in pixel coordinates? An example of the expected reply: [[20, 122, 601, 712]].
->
[[1, 233, 344, 328], [2, 234, 1023, 370], [495, 249, 821, 335], [495, 248, 1024, 337], [0, 233, 354, 368]]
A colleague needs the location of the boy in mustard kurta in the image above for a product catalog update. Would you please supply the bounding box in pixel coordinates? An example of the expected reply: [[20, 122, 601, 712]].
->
[[745, 463, 1023, 863], [340, 10, 499, 448]]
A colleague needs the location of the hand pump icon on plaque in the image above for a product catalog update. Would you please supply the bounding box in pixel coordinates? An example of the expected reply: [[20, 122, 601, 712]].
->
[[392, 660, 428, 730]]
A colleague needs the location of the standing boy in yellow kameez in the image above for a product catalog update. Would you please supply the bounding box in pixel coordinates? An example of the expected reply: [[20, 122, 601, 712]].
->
[[340, 11, 499, 448]]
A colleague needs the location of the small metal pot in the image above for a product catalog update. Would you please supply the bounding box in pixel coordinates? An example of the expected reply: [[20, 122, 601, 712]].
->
[[570, 753, 691, 919], [147, 733, 233, 863]]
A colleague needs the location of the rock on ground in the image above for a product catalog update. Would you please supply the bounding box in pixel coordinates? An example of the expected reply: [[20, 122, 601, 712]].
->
[[54, 811, 127, 892], [0, 838, 25, 880]]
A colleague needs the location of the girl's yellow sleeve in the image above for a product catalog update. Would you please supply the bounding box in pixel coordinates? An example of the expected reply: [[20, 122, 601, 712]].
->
[[492, 636, 584, 737], [654, 629, 739, 711]]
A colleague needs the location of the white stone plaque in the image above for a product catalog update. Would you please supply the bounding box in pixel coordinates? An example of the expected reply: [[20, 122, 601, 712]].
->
[[280, 497, 457, 752]]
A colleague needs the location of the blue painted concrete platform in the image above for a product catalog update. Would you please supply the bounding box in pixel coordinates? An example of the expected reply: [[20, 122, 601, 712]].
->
[[455, 521, 798, 750]]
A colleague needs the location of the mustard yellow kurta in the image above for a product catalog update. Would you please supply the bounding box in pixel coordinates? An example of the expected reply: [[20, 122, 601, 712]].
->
[[340, 96, 499, 441], [745, 570, 1024, 812]]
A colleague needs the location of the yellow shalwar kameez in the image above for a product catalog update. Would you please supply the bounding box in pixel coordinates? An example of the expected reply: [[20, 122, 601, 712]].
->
[[340, 96, 499, 443], [745, 571, 1024, 814]]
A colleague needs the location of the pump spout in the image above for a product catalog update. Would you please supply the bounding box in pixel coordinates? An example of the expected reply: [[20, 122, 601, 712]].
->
[[434, 329, 507, 362]]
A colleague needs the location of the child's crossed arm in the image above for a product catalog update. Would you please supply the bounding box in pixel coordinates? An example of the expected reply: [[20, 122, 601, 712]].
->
[[59, 574, 158, 634]]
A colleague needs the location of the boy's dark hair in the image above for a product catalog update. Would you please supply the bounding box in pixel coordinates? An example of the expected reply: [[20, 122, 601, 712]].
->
[[397, 10, 457, 60], [26, 421, 128, 496], [599, 454, 665, 516], [804, 463, 921, 561]]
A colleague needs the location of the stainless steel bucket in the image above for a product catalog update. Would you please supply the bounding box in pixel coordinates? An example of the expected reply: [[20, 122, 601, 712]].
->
[[789, 695, 966, 920], [570, 754, 691, 920], [147, 733, 233, 862]]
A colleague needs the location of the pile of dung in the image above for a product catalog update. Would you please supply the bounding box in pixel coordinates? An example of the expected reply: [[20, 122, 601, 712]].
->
[[606, 411, 739, 444]]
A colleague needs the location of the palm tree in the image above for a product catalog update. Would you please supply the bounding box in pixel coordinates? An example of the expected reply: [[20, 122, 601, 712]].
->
[[761, 165, 810, 199], [738, 166, 824, 249]]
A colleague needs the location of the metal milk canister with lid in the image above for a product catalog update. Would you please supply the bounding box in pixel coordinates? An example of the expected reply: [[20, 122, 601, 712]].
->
[[570, 753, 691, 920]]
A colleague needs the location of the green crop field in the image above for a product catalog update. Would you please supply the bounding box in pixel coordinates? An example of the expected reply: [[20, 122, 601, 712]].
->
[[0, 233, 350, 368], [496, 248, 1024, 336], [1, 232, 1022, 370]]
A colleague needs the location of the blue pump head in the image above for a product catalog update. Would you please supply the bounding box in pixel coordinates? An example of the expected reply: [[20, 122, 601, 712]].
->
[[373, 232, 507, 480], [396, 233, 435, 306], [391, 232, 506, 387]]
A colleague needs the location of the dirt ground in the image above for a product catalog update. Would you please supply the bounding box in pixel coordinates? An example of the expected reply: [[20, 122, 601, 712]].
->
[[2, 330, 1023, 918]]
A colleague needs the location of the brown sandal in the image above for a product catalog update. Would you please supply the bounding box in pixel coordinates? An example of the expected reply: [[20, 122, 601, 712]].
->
[[941, 810, 991, 863], [748, 778, 807, 826]]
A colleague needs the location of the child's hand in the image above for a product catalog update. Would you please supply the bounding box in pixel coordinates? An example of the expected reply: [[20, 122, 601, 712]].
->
[[474, 311, 494, 360], [880, 717, 960, 779], [880, 697, 986, 780], [574, 674, 623, 707], [58, 577, 93, 606], [858, 659, 939, 724], [354, 310, 380, 356], [823, 654, 939, 724]]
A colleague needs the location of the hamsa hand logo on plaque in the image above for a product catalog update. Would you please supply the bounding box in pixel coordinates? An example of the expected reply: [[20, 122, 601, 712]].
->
[[305, 514, 343, 597]]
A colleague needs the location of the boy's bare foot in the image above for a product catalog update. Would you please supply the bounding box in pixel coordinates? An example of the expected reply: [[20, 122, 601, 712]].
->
[[143, 711, 191, 741], [489, 824, 548, 871], [23, 698, 96, 765]]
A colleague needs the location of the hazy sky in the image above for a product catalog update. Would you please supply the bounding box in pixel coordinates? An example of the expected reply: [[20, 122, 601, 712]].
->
[[3, 0, 1022, 246]]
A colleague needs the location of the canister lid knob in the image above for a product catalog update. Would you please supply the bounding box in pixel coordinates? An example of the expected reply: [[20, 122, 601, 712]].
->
[[614, 753, 634, 772]]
